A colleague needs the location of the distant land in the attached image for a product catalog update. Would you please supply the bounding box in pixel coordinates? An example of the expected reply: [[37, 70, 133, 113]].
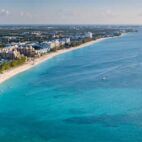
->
[[0, 25, 136, 83]]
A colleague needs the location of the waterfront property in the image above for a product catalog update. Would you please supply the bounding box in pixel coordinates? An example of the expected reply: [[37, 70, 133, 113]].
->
[[0, 25, 132, 74], [0, 30, 142, 142]]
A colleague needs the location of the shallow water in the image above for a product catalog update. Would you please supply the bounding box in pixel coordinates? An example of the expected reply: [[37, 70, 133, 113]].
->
[[0, 30, 142, 141]]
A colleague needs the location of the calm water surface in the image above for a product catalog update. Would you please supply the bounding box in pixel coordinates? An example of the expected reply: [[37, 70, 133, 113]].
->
[[0, 31, 142, 142]]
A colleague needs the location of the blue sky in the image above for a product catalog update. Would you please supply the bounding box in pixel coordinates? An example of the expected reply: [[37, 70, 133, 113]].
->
[[0, 0, 142, 24]]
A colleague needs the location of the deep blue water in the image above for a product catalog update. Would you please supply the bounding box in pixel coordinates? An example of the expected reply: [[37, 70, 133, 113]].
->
[[1, 31, 142, 142]]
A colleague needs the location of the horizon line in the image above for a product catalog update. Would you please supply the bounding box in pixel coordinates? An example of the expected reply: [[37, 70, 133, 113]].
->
[[0, 24, 141, 26]]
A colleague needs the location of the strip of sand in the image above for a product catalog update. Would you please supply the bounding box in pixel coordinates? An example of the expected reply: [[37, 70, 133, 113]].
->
[[0, 37, 111, 84]]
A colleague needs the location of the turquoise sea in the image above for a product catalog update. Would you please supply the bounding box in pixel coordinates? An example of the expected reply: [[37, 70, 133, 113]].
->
[[1, 30, 142, 142]]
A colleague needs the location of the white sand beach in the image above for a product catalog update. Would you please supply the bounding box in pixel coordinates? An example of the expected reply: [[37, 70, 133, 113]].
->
[[0, 37, 110, 84]]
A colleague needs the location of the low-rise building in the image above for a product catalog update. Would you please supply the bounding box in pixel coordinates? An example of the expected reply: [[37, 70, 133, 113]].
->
[[33, 42, 51, 54], [54, 39, 60, 47], [17, 46, 40, 58], [0, 48, 21, 60], [85, 32, 93, 38]]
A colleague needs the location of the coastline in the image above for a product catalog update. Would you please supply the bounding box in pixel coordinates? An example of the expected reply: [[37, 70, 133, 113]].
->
[[0, 37, 114, 84]]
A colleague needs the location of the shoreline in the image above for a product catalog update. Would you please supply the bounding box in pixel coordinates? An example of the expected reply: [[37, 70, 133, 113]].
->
[[0, 37, 117, 84]]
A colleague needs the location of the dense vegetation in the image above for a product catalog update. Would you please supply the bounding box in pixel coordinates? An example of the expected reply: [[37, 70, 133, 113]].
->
[[0, 57, 27, 73]]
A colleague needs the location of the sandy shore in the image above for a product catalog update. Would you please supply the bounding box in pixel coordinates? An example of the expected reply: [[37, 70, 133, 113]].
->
[[0, 37, 112, 84]]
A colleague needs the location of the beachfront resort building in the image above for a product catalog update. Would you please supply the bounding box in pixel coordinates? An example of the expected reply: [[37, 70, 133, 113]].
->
[[33, 38, 71, 53], [17, 46, 40, 58], [0, 46, 40, 60], [85, 32, 93, 39], [0, 37, 71, 60], [0, 48, 21, 60], [33, 42, 52, 54]]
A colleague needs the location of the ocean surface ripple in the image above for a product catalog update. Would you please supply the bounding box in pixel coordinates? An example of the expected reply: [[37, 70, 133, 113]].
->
[[1, 31, 142, 142]]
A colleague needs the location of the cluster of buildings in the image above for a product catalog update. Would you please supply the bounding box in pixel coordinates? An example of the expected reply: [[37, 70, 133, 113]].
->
[[0, 38, 71, 60], [0, 46, 40, 60], [0, 48, 21, 60], [70, 32, 93, 40], [0, 32, 93, 61], [33, 38, 71, 53]]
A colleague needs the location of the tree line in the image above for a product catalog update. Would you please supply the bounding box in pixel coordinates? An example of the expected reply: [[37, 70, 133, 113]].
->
[[0, 57, 27, 73]]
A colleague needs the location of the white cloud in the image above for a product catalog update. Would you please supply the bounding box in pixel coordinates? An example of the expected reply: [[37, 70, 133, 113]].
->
[[0, 9, 10, 16]]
